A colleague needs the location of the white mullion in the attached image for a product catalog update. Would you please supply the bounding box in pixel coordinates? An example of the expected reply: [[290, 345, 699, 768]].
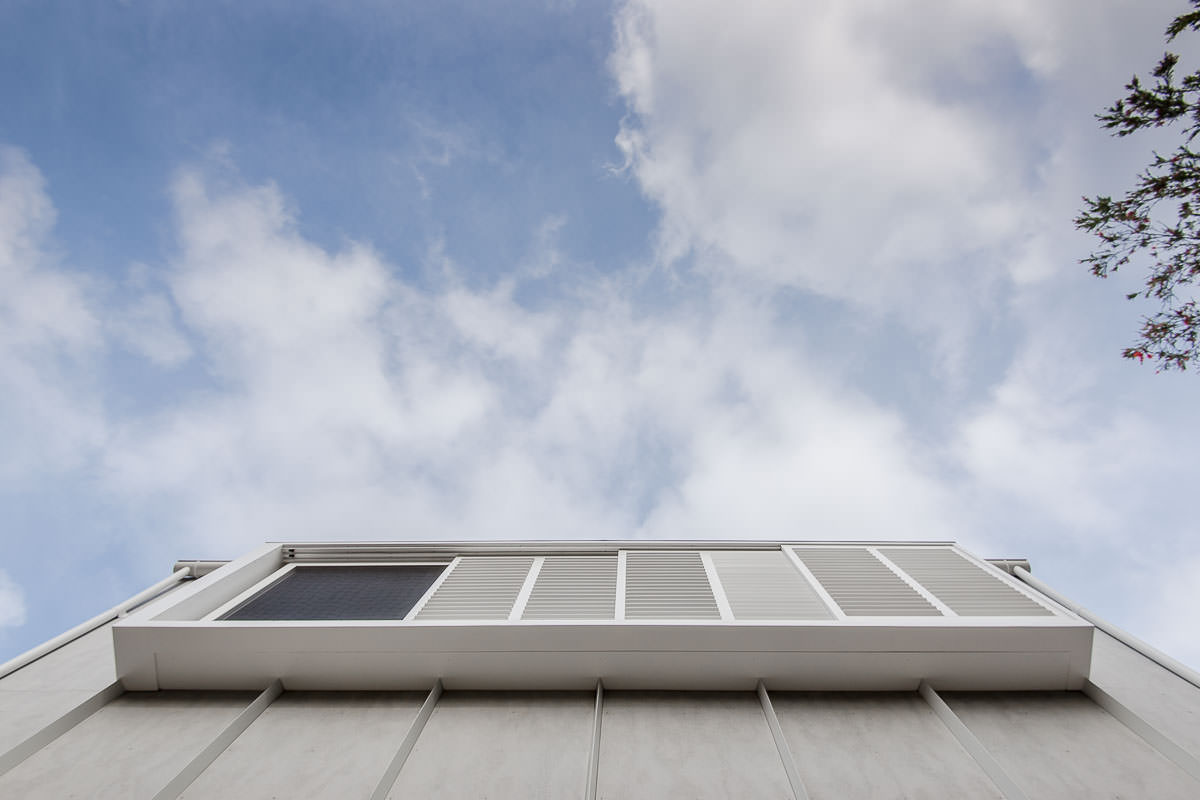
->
[[783, 546, 846, 620], [869, 547, 957, 617], [405, 557, 462, 621], [699, 552, 734, 621], [509, 556, 545, 621], [615, 550, 627, 621]]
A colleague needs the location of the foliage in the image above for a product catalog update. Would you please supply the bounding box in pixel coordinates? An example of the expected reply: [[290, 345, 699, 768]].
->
[[1076, 1, 1200, 370]]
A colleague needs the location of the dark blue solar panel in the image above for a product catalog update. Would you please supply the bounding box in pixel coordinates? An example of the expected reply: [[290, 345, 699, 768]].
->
[[221, 565, 447, 620]]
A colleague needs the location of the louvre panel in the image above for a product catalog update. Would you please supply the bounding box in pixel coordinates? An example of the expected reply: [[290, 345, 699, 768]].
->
[[522, 555, 617, 620], [415, 556, 534, 620], [708, 551, 834, 620], [792, 547, 941, 616], [878, 547, 1054, 616], [624, 551, 721, 619]]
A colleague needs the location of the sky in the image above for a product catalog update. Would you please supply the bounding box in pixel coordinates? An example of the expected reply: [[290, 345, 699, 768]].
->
[[1, 0, 1198, 666]]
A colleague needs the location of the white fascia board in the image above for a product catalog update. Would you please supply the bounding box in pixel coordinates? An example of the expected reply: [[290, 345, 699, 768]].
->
[[114, 617, 1093, 692]]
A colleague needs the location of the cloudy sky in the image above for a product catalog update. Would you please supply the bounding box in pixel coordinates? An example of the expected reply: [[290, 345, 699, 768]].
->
[[2, 0, 1198, 665]]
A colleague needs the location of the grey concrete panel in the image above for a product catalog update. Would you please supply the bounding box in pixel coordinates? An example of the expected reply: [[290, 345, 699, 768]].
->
[[388, 691, 593, 800], [0, 689, 99, 755], [1090, 630, 1200, 758], [0, 691, 254, 800], [0, 623, 120, 753], [596, 691, 792, 800], [180, 692, 426, 800], [945, 691, 1200, 799], [771, 692, 1002, 799], [0, 623, 116, 692]]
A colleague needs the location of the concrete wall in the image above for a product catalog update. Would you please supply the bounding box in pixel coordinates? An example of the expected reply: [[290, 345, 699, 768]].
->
[[0, 691, 255, 799], [388, 691, 593, 799], [597, 691, 792, 799], [1089, 630, 1200, 758], [944, 691, 1199, 799], [0, 622, 117, 753], [181, 692, 425, 800], [772, 692, 1002, 799], [3, 580, 1200, 799]]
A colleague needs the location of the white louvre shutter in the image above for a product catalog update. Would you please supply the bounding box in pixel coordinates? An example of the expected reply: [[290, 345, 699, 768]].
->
[[791, 547, 941, 616], [624, 551, 721, 619], [415, 556, 534, 620], [521, 555, 618, 620], [878, 547, 1054, 616], [707, 550, 834, 620]]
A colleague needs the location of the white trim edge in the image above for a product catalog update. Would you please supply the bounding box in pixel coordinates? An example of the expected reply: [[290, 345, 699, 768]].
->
[[370, 680, 443, 800], [150, 679, 283, 800], [919, 681, 1028, 800], [757, 680, 810, 800], [0, 680, 124, 777]]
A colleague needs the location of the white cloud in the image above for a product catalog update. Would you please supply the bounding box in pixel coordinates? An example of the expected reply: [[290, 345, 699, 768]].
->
[[0, 570, 26, 628], [1146, 555, 1200, 668], [0, 147, 106, 479], [86, 166, 971, 556], [609, 0, 1186, 367], [107, 288, 192, 367], [954, 343, 1157, 534]]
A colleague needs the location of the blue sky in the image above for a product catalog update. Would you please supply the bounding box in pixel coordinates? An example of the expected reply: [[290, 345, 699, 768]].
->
[[2, 0, 1199, 665]]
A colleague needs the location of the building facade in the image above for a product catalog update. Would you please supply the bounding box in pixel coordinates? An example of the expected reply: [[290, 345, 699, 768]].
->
[[1, 540, 1199, 798]]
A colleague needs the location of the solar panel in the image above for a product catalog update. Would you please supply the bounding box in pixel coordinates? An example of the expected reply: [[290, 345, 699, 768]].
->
[[220, 565, 447, 620]]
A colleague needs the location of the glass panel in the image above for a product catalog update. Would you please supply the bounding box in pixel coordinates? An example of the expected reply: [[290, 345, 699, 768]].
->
[[221, 565, 446, 620]]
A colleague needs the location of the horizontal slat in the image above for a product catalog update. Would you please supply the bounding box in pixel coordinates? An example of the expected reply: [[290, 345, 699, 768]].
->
[[792, 547, 941, 616], [624, 552, 720, 619], [523, 556, 618, 620], [878, 548, 1053, 616], [416, 557, 534, 620], [709, 551, 834, 620]]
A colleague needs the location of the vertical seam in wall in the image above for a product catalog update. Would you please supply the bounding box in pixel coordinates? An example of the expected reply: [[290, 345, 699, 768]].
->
[[150, 678, 283, 800], [369, 679, 443, 800], [756, 681, 809, 800], [918, 681, 1028, 800], [584, 679, 604, 800], [1083, 679, 1200, 783], [0, 680, 125, 778]]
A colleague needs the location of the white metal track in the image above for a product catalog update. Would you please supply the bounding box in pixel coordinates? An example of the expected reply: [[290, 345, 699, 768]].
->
[[756, 681, 810, 800], [584, 680, 604, 800], [150, 679, 283, 800], [0, 680, 124, 778], [918, 680, 1028, 800], [369, 679, 443, 800], [1083, 679, 1200, 782]]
